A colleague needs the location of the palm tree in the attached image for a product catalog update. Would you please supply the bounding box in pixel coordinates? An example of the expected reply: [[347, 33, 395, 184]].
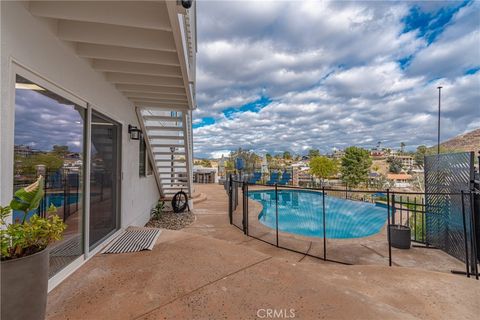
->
[[400, 142, 406, 153]]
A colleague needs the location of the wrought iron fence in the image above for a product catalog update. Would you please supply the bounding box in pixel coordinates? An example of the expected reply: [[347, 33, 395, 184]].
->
[[226, 175, 479, 279]]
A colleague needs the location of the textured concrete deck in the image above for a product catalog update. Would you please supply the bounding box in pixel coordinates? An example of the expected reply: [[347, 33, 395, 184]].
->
[[47, 184, 480, 320]]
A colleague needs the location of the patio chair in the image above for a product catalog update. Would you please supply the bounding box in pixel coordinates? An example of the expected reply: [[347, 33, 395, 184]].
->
[[277, 171, 292, 185], [266, 172, 279, 185]]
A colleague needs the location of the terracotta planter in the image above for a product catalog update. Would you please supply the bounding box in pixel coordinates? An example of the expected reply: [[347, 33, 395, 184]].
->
[[1, 248, 49, 320], [389, 225, 411, 249]]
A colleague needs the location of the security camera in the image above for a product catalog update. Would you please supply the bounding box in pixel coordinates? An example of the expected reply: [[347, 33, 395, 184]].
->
[[179, 0, 193, 9]]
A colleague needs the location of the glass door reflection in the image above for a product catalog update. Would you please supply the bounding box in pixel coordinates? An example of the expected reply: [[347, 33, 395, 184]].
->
[[90, 111, 120, 249]]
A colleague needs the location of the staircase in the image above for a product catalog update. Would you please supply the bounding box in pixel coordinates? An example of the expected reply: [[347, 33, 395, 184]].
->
[[136, 107, 193, 199]]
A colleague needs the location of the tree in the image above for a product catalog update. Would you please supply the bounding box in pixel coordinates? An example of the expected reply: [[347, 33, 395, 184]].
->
[[309, 156, 338, 186], [194, 159, 212, 167], [414, 145, 427, 166], [388, 157, 403, 173], [16, 153, 64, 175], [400, 142, 406, 153], [308, 149, 320, 158], [52, 145, 69, 157], [340, 146, 372, 187], [282, 151, 292, 160], [229, 148, 261, 174]]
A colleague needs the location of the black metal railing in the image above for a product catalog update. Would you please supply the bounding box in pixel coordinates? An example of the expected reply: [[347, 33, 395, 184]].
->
[[225, 175, 479, 279]]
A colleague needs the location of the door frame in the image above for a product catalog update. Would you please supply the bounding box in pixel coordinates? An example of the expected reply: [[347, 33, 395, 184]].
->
[[88, 109, 122, 251]]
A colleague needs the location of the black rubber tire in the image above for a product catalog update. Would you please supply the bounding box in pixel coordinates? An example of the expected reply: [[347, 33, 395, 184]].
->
[[172, 191, 189, 213]]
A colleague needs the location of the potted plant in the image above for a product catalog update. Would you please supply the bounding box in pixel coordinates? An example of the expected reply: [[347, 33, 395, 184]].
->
[[1, 176, 66, 320], [389, 224, 411, 249]]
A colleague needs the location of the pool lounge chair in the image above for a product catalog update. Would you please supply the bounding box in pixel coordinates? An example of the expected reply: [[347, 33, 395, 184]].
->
[[248, 172, 262, 184], [266, 172, 279, 185], [277, 171, 291, 185]]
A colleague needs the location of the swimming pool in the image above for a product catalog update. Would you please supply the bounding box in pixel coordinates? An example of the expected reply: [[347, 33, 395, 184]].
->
[[249, 189, 388, 239], [13, 193, 79, 222]]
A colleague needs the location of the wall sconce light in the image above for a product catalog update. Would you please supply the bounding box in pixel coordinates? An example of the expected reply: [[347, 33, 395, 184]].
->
[[128, 125, 142, 140]]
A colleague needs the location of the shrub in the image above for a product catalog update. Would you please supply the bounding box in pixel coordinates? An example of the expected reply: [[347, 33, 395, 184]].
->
[[0, 176, 66, 260]]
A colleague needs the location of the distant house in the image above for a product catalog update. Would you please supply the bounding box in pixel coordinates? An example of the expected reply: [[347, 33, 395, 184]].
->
[[292, 162, 312, 186], [387, 173, 413, 188], [370, 150, 386, 159], [193, 166, 217, 184], [332, 150, 345, 160], [393, 155, 414, 170]]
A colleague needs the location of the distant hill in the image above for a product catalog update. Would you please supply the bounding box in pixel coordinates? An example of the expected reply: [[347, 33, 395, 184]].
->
[[431, 128, 480, 155]]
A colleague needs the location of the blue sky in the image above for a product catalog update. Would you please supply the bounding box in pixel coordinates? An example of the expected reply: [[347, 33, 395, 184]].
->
[[193, 0, 479, 158]]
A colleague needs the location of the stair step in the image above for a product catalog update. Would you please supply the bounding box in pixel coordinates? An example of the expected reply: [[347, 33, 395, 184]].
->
[[146, 126, 183, 131], [153, 152, 186, 156], [156, 159, 186, 162], [150, 143, 185, 148], [149, 135, 184, 140], [143, 115, 182, 121], [162, 182, 188, 185], [157, 166, 186, 169]]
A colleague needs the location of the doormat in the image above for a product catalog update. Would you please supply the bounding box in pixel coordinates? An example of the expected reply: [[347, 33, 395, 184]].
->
[[102, 227, 161, 254]]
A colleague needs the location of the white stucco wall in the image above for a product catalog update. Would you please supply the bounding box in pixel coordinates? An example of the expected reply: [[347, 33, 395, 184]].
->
[[0, 2, 159, 228]]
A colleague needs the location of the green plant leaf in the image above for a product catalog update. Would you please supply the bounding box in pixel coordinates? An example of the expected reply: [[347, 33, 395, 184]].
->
[[10, 176, 45, 213]]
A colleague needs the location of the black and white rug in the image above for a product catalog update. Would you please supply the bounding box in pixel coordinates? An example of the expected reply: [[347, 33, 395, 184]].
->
[[102, 227, 161, 254]]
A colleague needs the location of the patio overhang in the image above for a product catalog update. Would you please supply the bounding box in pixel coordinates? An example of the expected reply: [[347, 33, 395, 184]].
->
[[27, 0, 196, 111]]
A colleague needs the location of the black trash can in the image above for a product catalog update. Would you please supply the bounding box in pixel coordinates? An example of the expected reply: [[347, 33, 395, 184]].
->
[[389, 224, 411, 249]]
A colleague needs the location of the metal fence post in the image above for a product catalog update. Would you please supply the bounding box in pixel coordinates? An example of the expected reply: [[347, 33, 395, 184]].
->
[[322, 186, 326, 261], [460, 190, 470, 277], [413, 197, 417, 242], [245, 183, 249, 236], [392, 193, 396, 225], [275, 183, 279, 247], [469, 191, 479, 279], [387, 189, 392, 267], [242, 182, 247, 234], [422, 197, 425, 243], [228, 174, 233, 225]]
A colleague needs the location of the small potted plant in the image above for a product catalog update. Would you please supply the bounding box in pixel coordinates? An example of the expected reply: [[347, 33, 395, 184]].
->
[[389, 224, 411, 249], [1, 176, 66, 320]]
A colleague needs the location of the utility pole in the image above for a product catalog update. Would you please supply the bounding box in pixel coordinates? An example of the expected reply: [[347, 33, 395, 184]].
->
[[437, 86, 442, 155]]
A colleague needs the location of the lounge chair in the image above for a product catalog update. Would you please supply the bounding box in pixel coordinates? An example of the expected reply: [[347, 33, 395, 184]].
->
[[266, 172, 279, 185], [277, 171, 291, 185]]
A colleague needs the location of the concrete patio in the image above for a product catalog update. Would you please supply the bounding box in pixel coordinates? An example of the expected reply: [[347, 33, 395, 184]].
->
[[47, 184, 480, 319]]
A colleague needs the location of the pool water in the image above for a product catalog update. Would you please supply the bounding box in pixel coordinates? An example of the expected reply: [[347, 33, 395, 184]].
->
[[249, 189, 387, 239], [13, 193, 79, 222]]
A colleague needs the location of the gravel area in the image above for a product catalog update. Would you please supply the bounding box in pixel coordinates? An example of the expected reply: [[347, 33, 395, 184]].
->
[[146, 210, 195, 230]]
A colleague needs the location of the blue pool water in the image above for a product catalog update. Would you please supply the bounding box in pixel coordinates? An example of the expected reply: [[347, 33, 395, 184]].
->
[[13, 193, 79, 222], [249, 189, 388, 239]]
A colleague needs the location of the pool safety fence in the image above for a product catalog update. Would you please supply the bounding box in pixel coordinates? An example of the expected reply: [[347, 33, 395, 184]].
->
[[227, 176, 479, 279]]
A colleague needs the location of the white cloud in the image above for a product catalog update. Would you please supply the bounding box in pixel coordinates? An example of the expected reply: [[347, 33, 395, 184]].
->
[[193, 0, 480, 157]]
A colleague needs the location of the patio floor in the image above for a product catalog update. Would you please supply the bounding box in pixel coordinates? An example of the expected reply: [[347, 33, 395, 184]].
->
[[47, 184, 480, 320]]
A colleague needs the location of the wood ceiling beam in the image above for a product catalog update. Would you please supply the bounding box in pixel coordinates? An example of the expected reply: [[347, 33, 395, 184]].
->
[[58, 20, 176, 51], [29, 1, 171, 31], [105, 72, 184, 87], [116, 84, 186, 95], [76, 43, 180, 66], [91, 59, 182, 78]]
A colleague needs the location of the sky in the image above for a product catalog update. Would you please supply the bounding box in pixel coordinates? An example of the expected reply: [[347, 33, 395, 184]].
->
[[192, 0, 480, 158], [14, 88, 84, 153]]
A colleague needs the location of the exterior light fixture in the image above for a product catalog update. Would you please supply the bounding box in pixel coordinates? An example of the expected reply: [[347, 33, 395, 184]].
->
[[128, 125, 142, 140]]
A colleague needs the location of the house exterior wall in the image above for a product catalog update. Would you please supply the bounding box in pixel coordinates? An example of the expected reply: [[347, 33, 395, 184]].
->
[[1, 2, 159, 228]]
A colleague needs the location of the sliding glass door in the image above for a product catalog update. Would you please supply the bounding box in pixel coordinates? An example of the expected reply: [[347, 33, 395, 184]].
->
[[14, 75, 85, 277], [89, 111, 121, 249]]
